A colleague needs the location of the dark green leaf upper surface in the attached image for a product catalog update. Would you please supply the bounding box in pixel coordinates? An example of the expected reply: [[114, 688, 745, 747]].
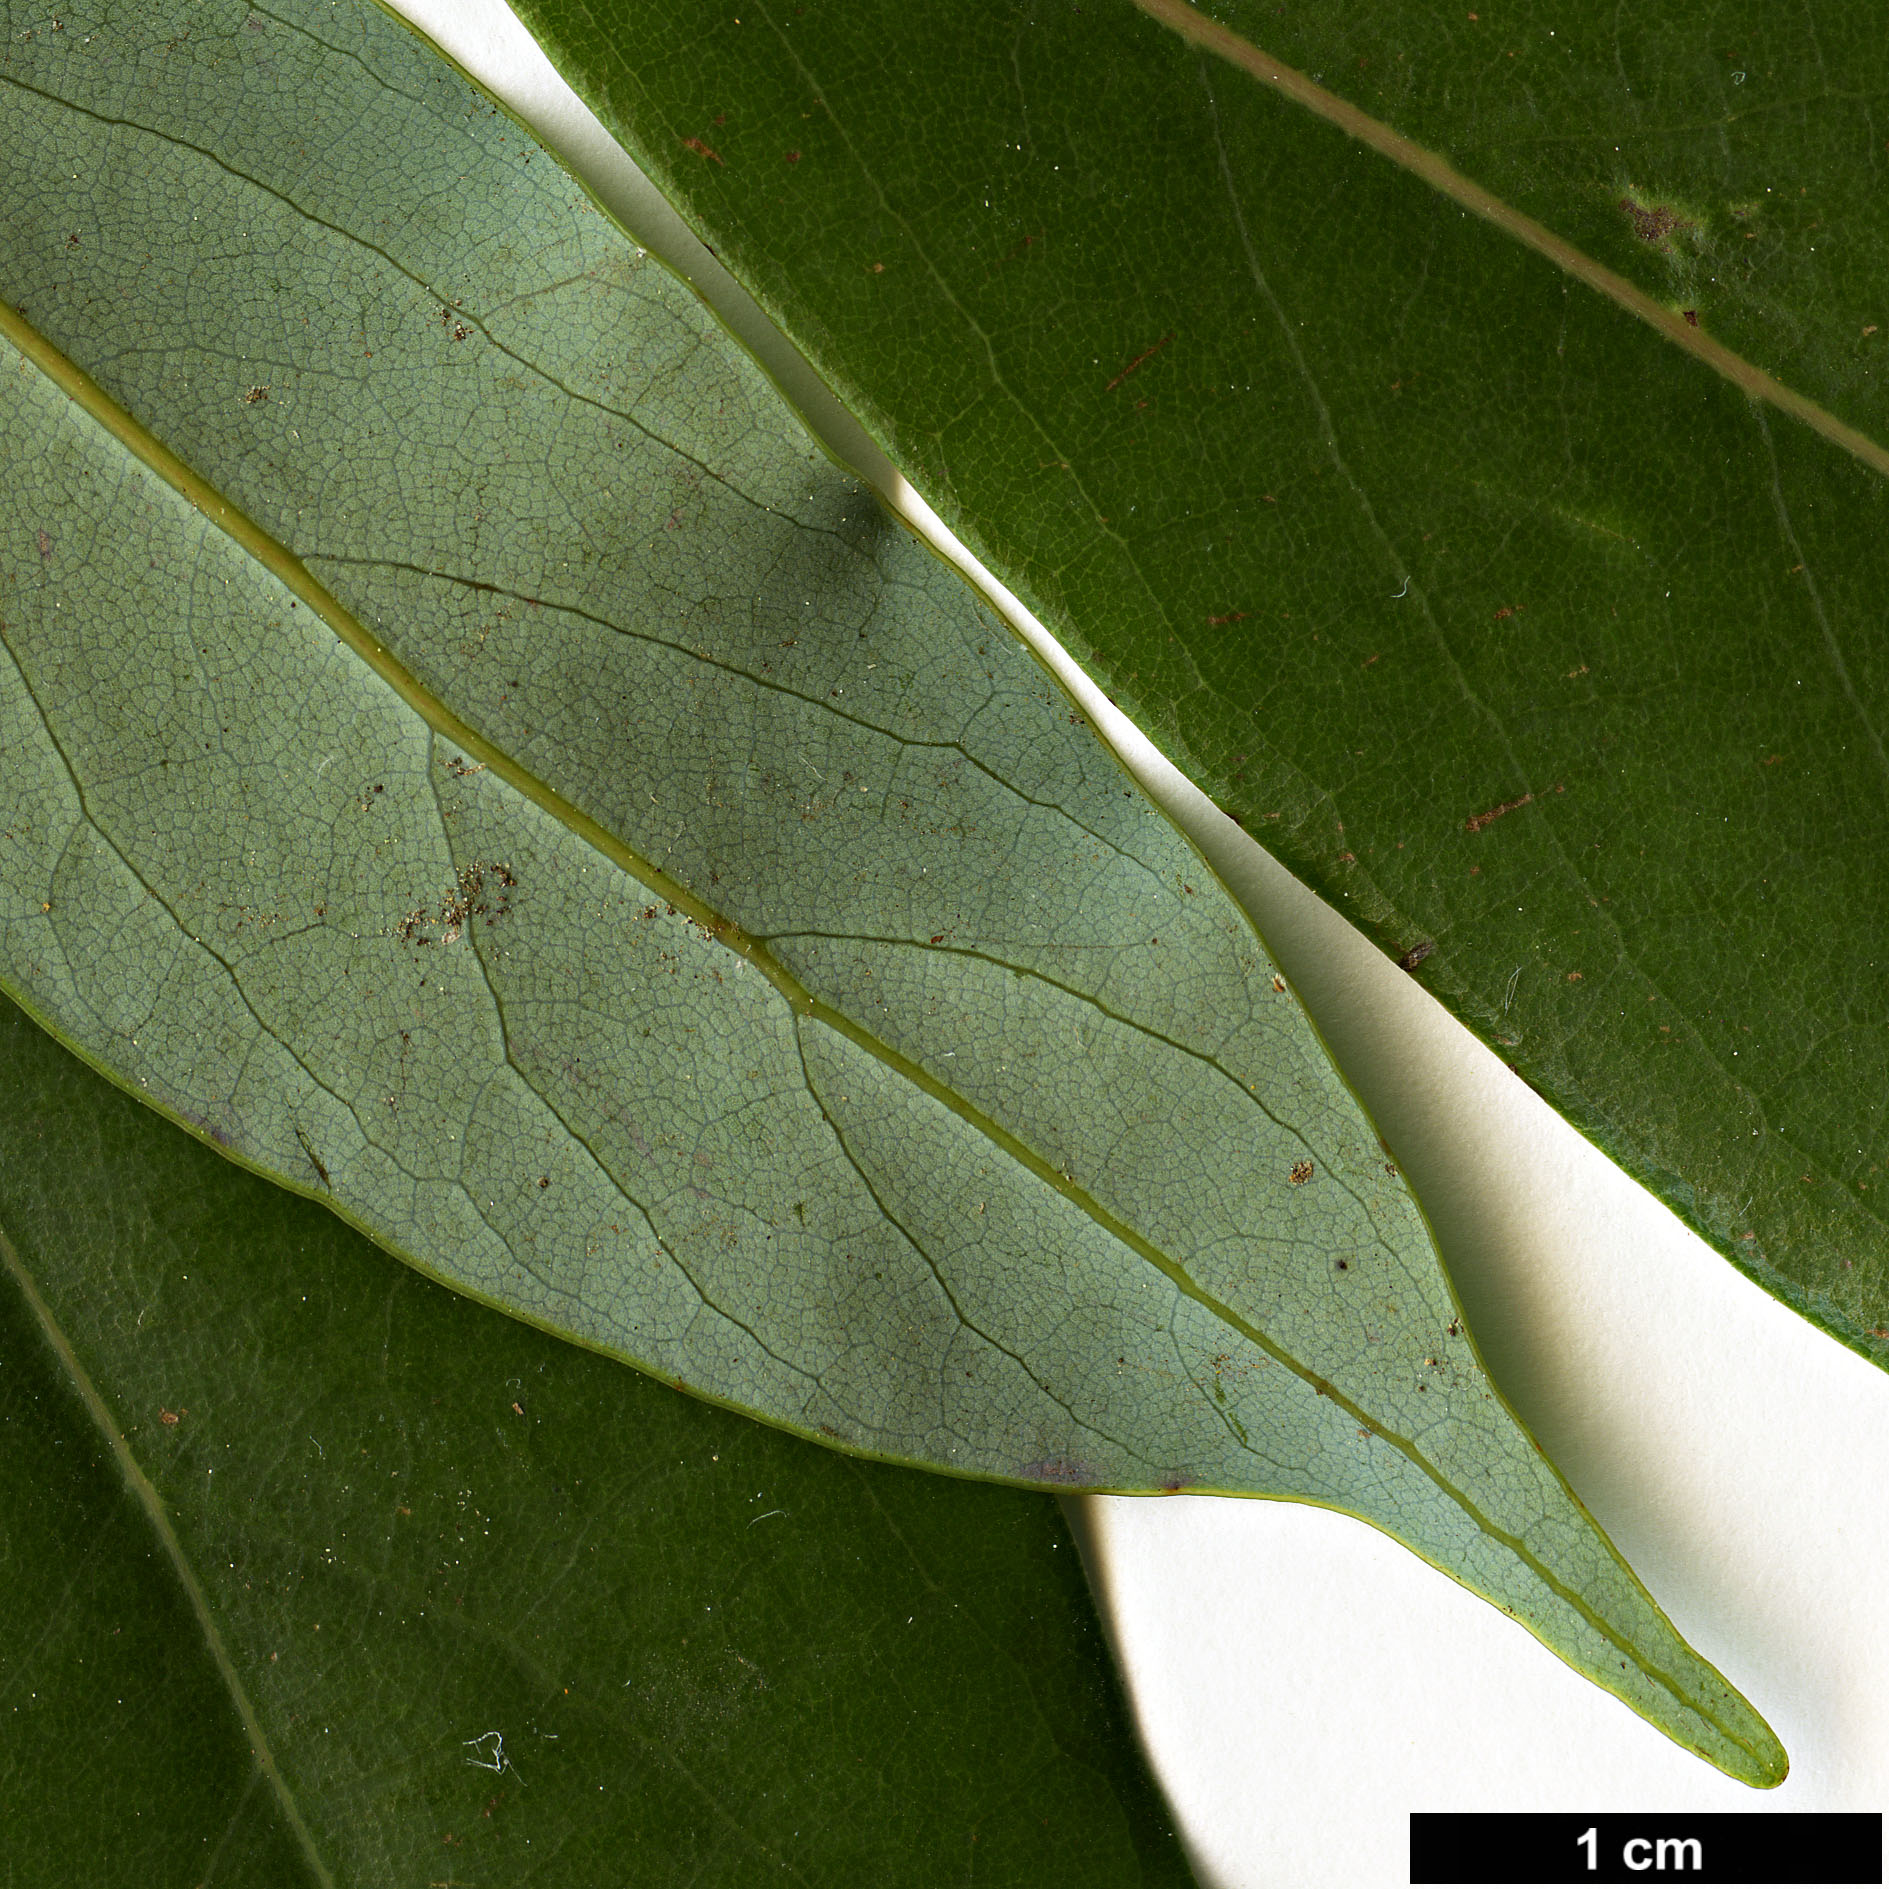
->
[[0, 1220, 311, 1886], [500, 0, 1889, 1362], [1202, 0, 1889, 446], [0, 991, 1194, 1886], [0, 0, 1782, 1775]]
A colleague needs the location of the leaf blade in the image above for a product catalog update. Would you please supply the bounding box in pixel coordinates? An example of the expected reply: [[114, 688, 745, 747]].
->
[[0, 0, 1783, 1780]]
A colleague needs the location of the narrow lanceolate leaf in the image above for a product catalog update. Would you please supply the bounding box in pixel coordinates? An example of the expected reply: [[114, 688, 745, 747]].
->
[[0, 0, 1781, 1780], [502, 0, 1889, 1367]]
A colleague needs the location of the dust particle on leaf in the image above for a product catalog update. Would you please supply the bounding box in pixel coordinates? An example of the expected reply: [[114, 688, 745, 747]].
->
[[398, 860, 517, 947]]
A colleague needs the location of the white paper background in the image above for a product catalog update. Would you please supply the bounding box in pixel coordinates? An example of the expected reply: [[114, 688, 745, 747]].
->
[[378, 5, 1889, 1880]]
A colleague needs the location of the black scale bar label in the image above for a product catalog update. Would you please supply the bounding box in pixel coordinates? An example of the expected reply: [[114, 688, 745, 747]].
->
[[1410, 1813, 1881, 1884]]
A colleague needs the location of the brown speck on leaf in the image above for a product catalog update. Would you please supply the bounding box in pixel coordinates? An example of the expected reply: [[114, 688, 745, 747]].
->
[[1207, 610, 1248, 625], [870, 262, 886, 274], [1620, 196, 1691, 245], [1493, 606, 1513, 620], [682, 135, 724, 165], [1683, 309, 1700, 327], [1446, 1318, 1462, 1337], [1465, 791, 1533, 834], [1396, 939, 1435, 972], [538, 1176, 550, 1189], [1272, 974, 1287, 992], [243, 385, 269, 405], [1106, 331, 1173, 394], [37, 529, 53, 562], [1567, 969, 1584, 981], [1289, 1159, 1314, 1186], [511, 1401, 525, 1416], [785, 150, 801, 163], [159, 1408, 180, 1426]]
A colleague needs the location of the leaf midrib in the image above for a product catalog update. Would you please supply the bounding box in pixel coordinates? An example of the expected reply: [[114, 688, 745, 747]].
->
[[0, 298, 1766, 1771], [1132, 0, 1889, 486], [0, 1213, 335, 1888]]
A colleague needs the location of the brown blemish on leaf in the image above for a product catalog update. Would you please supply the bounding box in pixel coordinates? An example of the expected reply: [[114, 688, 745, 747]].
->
[[294, 1123, 331, 1190], [1018, 1456, 1095, 1486], [242, 385, 269, 405], [1289, 1159, 1314, 1185], [1106, 331, 1174, 393], [681, 135, 724, 166], [1620, 196, 1692, 246], [1396, 939, 1435, 972], [1465, 791, 1533, 834]]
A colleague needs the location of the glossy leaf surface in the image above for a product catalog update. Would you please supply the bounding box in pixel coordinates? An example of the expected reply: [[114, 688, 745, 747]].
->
[[0, 0, 1780, 1777], [0, 991, 1192, 1885], [502, 0, 1889, 1364]]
